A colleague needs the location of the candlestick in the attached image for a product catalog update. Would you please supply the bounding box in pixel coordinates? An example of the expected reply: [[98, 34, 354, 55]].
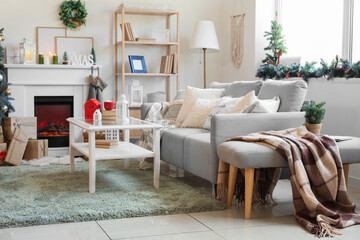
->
[[38, 53, 44, 64], [53, 54, 58, 64], [45, 51, 53, 65]]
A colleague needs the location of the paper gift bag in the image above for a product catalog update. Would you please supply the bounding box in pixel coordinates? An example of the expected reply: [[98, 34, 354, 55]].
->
[[3, 117, 37, 143], [0, 142, 7, 166], [4, 128, 29, 166], [23, 139, 48, 160]]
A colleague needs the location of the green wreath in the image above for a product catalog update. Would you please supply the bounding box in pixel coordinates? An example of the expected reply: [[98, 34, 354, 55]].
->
[[59, 0, 88, 29]]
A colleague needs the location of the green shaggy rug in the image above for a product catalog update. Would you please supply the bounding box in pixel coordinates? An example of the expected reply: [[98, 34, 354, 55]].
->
[[0, 160, 225, 229]]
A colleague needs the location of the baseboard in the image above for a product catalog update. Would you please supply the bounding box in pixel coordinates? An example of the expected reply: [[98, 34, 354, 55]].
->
[[349, 176, 360, 188]]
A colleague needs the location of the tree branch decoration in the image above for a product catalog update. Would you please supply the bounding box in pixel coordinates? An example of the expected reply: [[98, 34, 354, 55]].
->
[[256, 55, 360, 81], [59, 0, 88, 29]]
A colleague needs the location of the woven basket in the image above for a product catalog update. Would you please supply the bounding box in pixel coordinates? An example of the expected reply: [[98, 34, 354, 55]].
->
[[303, 123, 322, 134]]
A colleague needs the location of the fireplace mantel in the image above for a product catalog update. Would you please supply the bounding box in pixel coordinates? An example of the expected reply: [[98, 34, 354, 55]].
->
[[5, 64, 102, 156]]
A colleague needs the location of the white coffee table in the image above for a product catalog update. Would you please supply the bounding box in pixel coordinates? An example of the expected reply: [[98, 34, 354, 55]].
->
[[67, 117, 163, 193]]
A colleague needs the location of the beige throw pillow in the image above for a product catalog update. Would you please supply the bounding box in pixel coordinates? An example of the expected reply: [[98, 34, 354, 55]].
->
[[176, 86, 225, 124], [231, 90, 257, 113], [181, 98, 220, 128]]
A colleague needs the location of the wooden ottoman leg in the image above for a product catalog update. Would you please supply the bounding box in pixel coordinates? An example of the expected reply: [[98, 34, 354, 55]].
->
[[216, 160, 229, 200], [343, 164, 350, 188], [227, 165, 238, 206], [245, 168, 255, 220]]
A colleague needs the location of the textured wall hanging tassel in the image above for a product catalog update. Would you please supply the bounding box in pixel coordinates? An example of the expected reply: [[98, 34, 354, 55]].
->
[[231, 13, 245, 68]]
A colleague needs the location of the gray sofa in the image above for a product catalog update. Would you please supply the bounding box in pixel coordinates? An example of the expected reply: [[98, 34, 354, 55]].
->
[[141, 80, 308, 184]]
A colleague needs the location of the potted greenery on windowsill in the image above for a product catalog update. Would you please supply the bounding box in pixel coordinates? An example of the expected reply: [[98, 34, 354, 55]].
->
[[302, 100, 326, 134]]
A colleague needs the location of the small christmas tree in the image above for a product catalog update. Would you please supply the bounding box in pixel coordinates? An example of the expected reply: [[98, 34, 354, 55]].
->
[[63, 51, 68, 64], [302, 100, 326, 124], [262, 13, 287, 65], [90, 47, 96, 64]]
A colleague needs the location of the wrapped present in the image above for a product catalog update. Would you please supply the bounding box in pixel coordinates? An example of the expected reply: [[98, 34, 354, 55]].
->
[[0, 126, 4, 143], [23, 139, 48, 160], [4, 128, 29, 166], [3, 117, 37, 143], [0, 143, 7, 166], [83, 131, 106, 142]]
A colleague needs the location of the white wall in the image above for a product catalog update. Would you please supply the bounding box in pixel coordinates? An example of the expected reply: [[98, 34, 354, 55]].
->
[[1, 0, 227, 102]]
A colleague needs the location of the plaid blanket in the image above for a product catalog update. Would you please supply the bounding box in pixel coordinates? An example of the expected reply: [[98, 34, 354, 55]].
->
[[226, 126, 360, 237]]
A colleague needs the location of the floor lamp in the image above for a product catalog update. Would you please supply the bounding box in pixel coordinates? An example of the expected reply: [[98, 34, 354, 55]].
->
[[189, 20, 220, 88]]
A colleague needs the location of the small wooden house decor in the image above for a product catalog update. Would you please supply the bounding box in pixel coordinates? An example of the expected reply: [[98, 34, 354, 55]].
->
[[85, 98, 101, 120]]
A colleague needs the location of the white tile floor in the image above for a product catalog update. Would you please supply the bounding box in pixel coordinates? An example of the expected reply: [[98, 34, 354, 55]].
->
[[2, 178, 360, 239]]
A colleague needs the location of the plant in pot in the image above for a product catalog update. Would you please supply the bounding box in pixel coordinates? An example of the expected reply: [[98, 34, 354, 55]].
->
[[302, 100, 326, 134]]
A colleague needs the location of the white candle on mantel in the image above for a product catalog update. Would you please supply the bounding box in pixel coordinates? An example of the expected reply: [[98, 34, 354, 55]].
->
[[44, 51, 53, 65]]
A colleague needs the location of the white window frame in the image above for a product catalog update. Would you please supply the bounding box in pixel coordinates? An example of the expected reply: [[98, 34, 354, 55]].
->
[[277, 0, 355, 62]]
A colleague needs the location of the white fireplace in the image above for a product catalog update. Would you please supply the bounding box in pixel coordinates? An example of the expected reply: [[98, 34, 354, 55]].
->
[[5, 64, 102, 156]]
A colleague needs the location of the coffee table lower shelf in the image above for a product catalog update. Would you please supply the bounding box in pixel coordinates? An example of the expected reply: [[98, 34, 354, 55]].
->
[[72, 142, 155, 160]]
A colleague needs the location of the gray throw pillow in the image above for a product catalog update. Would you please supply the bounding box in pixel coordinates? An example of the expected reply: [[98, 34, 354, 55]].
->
[[258, 79, 308, 112], [225, 80, 263, 97], [208, 82, 232, 94]]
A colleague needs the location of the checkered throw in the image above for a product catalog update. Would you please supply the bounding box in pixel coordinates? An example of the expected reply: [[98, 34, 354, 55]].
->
[[228, 126, 360, 237]]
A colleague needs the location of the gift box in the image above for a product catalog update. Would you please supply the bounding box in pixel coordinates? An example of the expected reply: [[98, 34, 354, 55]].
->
[[83, 131, 106, 142], [3, 117, 37, 143], [0, 126, 4, 143], [0, 142, 7, 166], [4, 128, 29, 166], [23, 139, 48, 160]]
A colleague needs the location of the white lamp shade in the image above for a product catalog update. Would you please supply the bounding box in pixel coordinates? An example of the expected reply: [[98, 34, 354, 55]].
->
[[189, 20, 220, 53]]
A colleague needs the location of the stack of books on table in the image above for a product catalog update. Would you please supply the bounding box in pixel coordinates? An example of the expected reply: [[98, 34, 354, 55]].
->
[[95, 140, 119, 149], [102, 110, 116, 121], [121, 22, 135, 41], [160, 54, 178, 74]]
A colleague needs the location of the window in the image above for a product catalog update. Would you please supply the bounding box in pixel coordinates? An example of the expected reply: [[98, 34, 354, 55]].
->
[[280, 0, 344, 63], [353, 0, 360, 61]]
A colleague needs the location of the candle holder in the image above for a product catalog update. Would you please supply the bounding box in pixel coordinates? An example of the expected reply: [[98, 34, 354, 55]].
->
[[19, 38, 36, 64]]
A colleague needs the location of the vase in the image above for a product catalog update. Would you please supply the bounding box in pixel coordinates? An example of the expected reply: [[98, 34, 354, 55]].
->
[[303, 123, 322, 134]]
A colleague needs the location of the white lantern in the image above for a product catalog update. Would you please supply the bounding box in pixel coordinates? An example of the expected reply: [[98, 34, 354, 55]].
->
[[19, 38, 36, 64], [116, 94, 129, 123], [93, 109, 102, 125], [129, 80, 143, 105]]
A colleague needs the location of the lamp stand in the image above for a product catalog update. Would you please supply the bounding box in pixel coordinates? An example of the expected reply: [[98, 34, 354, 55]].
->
[[203, 48, 207, 88]]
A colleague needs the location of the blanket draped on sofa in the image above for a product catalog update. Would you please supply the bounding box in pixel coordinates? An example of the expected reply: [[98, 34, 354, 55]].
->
[[223, 126, 360, 237]]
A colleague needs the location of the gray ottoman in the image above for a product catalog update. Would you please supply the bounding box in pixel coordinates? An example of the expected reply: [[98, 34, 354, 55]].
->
[[217, 137, 360, 219]]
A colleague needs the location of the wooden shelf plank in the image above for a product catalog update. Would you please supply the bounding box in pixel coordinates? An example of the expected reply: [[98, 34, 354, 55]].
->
[[116, 73, 178, 77], [116, 8, 179, 16], [116, 41, 179, 46]]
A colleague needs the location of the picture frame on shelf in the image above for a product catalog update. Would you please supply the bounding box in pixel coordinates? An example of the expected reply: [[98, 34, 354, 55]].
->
[[151, 29, 170, 43], [55, 36, 94, 64], [36, 27, 67, 59], [128, 55, 147, 73]]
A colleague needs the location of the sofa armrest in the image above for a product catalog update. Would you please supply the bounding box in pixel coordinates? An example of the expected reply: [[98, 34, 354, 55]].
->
[[208, 112, 305, 183]]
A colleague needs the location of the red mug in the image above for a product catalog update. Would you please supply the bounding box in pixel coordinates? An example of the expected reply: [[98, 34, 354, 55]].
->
[[104, 101, 115, 110]]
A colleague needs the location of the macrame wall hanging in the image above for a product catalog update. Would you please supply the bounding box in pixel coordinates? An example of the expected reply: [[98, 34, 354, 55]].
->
[[230, 13, 245, 68]]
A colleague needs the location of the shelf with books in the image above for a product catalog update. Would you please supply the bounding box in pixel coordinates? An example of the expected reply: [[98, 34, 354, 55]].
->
[[115, 41, 179, 46], [116, 73, 178, 77], [114, 8, 180, 102]]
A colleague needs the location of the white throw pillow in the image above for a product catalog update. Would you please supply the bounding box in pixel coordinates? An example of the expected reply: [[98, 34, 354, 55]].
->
[[203, 97, 243, 130], [252, 96, 281, 113], [181, 98, 220, 128], [231, 91, 258, 113], [176, 86, 225, 124]]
